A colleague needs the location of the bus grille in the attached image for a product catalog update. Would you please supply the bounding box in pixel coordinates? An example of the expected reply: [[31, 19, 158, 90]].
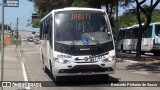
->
[[55, 41, 114, 55], [58, 65, 113, 73]]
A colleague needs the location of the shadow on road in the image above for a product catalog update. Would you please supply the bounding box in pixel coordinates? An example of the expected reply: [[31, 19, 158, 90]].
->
[[55, 75, 119, 86], [125, 63, 160, 73], [44, 68, 119, 86]]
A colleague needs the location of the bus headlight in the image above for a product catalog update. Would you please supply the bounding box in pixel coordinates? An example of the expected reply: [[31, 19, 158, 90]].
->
[[102, 56, 115, 62], [108, 56, 114, 61], [55, 58, 70, 64]]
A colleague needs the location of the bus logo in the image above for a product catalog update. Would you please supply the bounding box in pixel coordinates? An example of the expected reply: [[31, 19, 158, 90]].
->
[[82, 38, 88, 45]]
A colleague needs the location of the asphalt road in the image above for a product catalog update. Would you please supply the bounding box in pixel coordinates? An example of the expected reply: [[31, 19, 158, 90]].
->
[[19, 31, 160, 90]]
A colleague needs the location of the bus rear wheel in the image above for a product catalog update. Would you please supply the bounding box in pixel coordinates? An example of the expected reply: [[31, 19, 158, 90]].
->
[[121, 45, 126, 53], [154, 52, 160, 56]]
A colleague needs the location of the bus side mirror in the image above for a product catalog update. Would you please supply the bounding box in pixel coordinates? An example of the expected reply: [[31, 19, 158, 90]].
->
[[110, 17, 114, 27]]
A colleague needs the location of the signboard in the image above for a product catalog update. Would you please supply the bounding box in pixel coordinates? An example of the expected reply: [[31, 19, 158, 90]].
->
[[4, 0, 19, 7]]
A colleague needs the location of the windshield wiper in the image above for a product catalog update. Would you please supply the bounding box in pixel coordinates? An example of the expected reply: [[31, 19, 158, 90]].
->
[[70, 40, 75, 50], [89, 33, 99, 45], [70, 30, 77, 50], [89, 33, 103, 51]]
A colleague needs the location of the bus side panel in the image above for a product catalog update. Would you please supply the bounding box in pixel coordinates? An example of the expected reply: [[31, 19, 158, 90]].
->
[[151, 24, 160, 52], [141, 25, 153, 51], [141, 38, 153, 51]]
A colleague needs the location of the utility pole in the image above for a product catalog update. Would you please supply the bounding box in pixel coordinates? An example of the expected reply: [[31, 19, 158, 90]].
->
[[16, 18, 19, 48], [10, 22, 13, 37], [1, 0, 4, 90], [10, 22, 11, 30]]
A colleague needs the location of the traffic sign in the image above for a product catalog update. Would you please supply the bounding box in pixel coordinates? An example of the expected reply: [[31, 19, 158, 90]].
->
[[4, 0, 19, 7]]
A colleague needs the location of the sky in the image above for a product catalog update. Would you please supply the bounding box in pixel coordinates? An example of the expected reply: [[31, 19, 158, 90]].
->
[[0, 0, 160, 32], [0, 0, 38, 32]]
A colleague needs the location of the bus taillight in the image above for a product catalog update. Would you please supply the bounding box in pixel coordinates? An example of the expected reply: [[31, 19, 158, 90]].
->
[[153, 39, 156, 45]]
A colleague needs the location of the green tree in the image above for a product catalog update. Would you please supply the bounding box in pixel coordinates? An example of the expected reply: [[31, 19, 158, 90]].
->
[[120, 0, 160, 59], [32, 0, 118, 22], [71, 0, 89, 7], [119, 9, 160, 28]]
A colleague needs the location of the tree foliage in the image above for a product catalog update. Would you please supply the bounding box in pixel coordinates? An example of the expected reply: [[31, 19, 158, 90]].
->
[[32, 0, 117, 18], [30, 0, 118, 28], [119, 9, 160, 28]]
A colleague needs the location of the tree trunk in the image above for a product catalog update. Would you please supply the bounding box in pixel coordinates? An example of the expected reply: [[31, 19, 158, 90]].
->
[[136, 33, 142, 59]]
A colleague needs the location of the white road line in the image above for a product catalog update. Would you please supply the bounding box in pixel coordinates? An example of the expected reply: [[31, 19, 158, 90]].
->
[[19, 48, 30, 89], [21, 61, 30, 89]]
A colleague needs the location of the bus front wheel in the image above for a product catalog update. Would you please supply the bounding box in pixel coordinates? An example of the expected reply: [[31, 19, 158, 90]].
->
[[54, 76, 63, 83]]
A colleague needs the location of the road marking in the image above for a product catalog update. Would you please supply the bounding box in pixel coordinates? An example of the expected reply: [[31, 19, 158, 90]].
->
[[21, 61, 30, 89], [19, 48, 30, 89]]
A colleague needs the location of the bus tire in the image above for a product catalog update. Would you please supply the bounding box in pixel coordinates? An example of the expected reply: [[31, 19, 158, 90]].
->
[[101, 74, 109, 82], [141, 51, 145, 55], [122, 50, 126, 53], [129, 51, 131, 53], [154, 52, 160, 56], [121, 45, 126, 53], [49, 59, 53, 75], [42, 54, 47, 73], [121, 44, 123, 52], [54, 76, 63, 83]]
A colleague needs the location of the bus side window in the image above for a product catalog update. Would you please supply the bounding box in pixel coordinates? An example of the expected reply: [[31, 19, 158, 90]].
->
[[48, 19, 53, 48]]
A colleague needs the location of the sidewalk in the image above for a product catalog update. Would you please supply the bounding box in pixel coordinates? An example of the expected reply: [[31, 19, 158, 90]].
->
[[0, 45, 25, 90]]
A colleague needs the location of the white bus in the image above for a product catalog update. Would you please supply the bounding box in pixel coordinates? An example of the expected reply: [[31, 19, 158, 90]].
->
[[118, 22, 160, 55], [40, 7, 116, 82]]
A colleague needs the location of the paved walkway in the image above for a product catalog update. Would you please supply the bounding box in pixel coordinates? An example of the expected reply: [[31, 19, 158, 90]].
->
[[0, 45, 25, 90]]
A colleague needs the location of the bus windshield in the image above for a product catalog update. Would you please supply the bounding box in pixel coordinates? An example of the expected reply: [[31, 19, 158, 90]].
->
[[54, 11, 112, 45]]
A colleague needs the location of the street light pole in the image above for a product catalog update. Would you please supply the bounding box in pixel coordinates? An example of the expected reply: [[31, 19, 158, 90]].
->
[[16, 18, 19, 48], [1, 0, 5, 90]]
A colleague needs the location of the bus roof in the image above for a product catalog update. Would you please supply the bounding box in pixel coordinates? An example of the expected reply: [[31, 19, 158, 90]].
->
[[119, 26, 133, 30], [41, 7, 106, 22], [132, 22, 160, 27]]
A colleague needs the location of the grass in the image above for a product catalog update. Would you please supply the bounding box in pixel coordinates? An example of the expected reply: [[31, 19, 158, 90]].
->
[[10, 36, 21, 45]]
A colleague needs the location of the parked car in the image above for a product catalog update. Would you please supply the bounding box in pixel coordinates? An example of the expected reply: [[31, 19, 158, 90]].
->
[[34, 38, 40, 44], [34, 35, 40, 44], [27, 37, 34, 42], [22, 37, 27, 41]]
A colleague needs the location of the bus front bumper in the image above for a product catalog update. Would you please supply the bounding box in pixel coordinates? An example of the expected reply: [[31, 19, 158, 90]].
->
[[52, 60, 116, 76]]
